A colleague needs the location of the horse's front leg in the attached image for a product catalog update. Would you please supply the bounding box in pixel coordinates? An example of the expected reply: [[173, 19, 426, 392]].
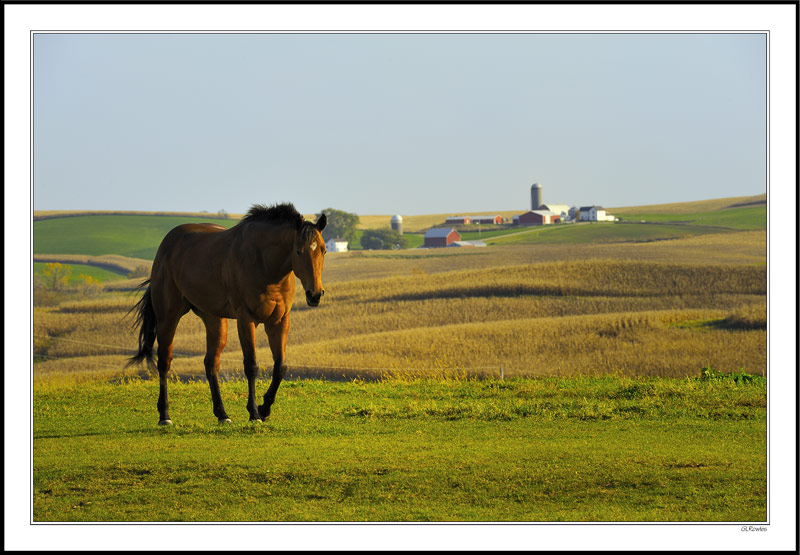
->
[[237, 317, 262, 421], [259, 313, 290, 419], [199, 312, 230, 423]]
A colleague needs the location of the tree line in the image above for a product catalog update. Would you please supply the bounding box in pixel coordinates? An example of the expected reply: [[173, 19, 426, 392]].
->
[[317, 208, 407, 250]]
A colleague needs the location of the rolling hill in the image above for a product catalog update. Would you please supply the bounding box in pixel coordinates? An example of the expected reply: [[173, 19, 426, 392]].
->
[[32, 194, 766, 284]]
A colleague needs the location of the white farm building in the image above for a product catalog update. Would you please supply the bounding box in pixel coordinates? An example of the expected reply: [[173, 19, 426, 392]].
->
[[325, 238, 349, 252], [538, 203, 571, 221], [579, 205, 616, 222]]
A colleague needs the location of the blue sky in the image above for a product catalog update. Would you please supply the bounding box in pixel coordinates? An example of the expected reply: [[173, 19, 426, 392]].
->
[[33, 32, 766, 215]]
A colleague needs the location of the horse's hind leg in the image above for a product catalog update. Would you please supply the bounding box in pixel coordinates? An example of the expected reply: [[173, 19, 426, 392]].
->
[[155, 315, 181, 425], [199, 312, 230, 423], [151, 281, 188, 425], [259, 314, 290, 419]]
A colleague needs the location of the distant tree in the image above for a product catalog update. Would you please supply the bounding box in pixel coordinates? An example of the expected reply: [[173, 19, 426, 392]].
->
[[360, 228, 407, 250], [41, 262, 71, 291], [317, 208, 359, 244]]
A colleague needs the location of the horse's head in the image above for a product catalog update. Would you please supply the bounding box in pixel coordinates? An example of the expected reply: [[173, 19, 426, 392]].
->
[[292, 214, 327, 306]]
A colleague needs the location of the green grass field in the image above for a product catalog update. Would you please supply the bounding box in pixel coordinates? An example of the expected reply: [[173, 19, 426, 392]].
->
[[33, 374, 766, 522], [33, 215, 239, 260], [32, 214, 429, 259], [457, 227, 518, 241], [614, 204, 766, 230], [32, 197, 765, 266]]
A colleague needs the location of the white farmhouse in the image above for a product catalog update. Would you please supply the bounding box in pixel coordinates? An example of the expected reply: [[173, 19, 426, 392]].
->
[[579, 205, 616, 222], [325, 238, 349, 252]]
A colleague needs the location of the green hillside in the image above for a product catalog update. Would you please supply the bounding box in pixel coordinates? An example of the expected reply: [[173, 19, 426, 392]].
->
[[610, 193, 766, 215], [32, 195, 766, 268], [487, 222, 736, 246], [33, 215, 238, 260], [613, 204, 766, 230]]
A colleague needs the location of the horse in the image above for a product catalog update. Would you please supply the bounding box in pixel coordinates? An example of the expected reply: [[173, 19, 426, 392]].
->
[[128, 203, 327, 425]]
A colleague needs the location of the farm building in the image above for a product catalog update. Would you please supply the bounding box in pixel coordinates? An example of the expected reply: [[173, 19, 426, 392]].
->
[[569, 206, 580, 220], [538, 204, 571, 220], [390, 215, 403, 235], [450, 240, 487, 248], [325, 238, 349, 252], [445, 216, 472, 225], [531, 183, 543, 210], [424, 228, 461, 248], [471, 215, 504, 225], [579, 205, 616, 222], [513, 210, 561, 226]]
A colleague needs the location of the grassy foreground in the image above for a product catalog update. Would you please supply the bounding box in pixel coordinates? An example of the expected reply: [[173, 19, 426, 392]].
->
[[33, 375, 766, 522]]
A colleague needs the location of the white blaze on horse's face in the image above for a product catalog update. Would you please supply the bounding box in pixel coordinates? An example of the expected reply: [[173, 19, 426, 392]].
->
[[293, 215, 327, 307]]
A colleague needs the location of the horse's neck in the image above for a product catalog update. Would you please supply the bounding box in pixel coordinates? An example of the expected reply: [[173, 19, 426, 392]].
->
[[246, 223, 295, 281]]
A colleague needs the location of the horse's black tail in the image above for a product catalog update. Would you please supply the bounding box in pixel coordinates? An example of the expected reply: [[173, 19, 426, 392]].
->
[[127, 280, 157, 369]]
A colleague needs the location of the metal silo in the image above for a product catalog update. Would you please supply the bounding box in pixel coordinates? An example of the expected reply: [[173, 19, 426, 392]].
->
[[390, 214, 403, 235], [531, 183, 543, 210]]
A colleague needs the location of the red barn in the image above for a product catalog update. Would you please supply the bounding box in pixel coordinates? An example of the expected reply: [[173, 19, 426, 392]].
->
[[514, 210, 560, 226], [424, 228, 461, 247], [472, 215, 504, 225], [445, 216, 472, 225]]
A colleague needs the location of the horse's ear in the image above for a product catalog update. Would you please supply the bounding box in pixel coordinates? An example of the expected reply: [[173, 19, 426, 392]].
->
[[316, 213, 327, 232]]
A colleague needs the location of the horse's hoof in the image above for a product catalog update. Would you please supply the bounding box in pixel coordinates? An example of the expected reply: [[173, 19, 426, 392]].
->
[[219, 418, 232, 424], [158, 419, 173, 426], [258, 404, 270, 419]]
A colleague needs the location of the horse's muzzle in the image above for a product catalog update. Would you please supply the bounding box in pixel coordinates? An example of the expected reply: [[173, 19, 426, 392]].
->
[[306, 290, 324, 306]]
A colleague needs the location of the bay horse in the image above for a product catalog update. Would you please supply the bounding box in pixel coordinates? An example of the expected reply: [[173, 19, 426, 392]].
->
[[129, 203, 327, 425]]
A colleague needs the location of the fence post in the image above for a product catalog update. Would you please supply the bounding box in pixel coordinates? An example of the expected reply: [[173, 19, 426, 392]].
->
[[500, 366, 504, 381]]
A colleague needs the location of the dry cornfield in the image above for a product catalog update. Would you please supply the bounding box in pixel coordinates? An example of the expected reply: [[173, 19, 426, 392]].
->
[[33, 235, 767, 382]]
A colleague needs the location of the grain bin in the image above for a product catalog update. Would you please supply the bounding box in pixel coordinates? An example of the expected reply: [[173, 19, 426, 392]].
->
[[390, 214, 403, 235], [531, 183, 543, 210]]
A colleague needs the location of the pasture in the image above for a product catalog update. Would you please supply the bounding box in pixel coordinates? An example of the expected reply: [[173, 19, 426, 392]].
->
[[31, 196, 768, 522], [33, 375, 766, 522]]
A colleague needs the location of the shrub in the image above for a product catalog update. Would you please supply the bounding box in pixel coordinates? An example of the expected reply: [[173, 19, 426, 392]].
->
[[360, 228, 407, 250], [127, 265, 151, 279], [79, 274, 103, 297]]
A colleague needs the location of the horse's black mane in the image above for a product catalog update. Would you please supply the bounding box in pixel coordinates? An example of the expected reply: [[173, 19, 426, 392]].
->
[[241, 203, 304, 226], [240, 203, 319, 243]]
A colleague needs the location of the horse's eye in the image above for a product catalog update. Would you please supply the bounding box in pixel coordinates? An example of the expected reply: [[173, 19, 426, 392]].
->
[[296, 249, 302, 255]]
